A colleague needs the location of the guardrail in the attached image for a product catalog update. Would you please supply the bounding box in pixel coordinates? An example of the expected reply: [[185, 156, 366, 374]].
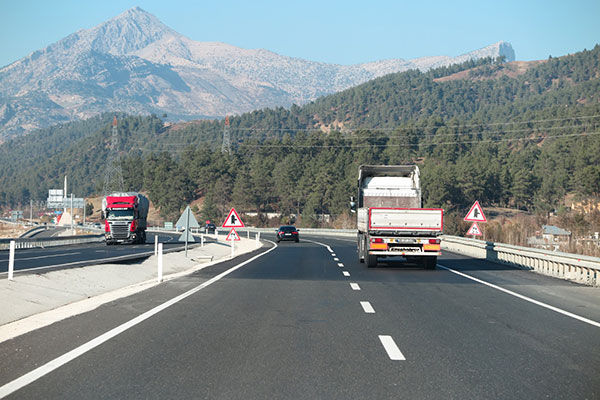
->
[[442, 235, 600, 286], [0, 234, 104, 250]]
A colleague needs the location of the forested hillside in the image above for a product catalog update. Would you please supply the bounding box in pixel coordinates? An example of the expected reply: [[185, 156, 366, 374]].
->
[[0, 45, 599, 233]]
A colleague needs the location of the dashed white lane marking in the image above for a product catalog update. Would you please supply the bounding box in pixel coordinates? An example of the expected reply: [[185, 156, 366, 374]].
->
[[438, 264, 600, 329], [337, 263, 344, 267], [0, 242, 279, 398], [343, 271, 350, 277], [334, 257, 339, 261], [379, 335, 406, 361], [361, 301, 375, 313], [331, 254, 336, 257], [350, 283, 361, 291]]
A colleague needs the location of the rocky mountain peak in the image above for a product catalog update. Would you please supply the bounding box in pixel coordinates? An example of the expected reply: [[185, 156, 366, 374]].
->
[[82, 6, 180, 56], [0, 7, 517, 137]]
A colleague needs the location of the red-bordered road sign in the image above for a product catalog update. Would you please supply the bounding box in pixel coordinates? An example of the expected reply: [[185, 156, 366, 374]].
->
[[226, 228, 241, 241], [466, 222, 482, 236], [464, 201, 487, 222], [222, 207, 245, 228]]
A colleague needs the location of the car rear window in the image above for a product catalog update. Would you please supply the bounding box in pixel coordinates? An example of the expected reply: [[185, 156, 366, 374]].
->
[[280, 226, 296, 232]]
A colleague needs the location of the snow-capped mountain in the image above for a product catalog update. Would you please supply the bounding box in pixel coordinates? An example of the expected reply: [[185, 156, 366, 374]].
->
[[0, 7, 515, 137]]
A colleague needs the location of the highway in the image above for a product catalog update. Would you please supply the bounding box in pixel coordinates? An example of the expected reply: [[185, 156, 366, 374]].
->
[[0, 231, 187, 276], [0, 235, 599, 399]]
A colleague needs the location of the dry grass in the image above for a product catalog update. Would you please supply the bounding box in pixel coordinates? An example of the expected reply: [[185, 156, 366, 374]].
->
[[0, 222, 28, 239]]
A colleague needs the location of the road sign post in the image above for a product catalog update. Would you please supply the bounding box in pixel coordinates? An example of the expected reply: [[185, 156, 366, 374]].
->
[[157, 243, 163, 283], [226, 228, 241, 257], [8, 241, 15, 281]]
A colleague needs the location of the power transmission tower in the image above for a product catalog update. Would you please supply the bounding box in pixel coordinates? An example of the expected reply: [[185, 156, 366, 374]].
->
[[103, 116, 125, 195], [221, 115, 231, 155]]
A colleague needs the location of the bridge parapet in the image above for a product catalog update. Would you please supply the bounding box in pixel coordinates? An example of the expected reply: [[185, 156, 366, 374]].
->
[[442, 235, 599, 286]]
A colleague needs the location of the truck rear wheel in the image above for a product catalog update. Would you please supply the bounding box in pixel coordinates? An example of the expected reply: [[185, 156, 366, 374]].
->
[[423, 257, 437, 270], [365, 239, 378, 268], [358, 234, 365, 263], [366, 253, 378, 268]]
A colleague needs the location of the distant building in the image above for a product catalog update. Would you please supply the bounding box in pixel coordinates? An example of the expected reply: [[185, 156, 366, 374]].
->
[[528, 225, 571, 251], [10, 210, 23, 222]]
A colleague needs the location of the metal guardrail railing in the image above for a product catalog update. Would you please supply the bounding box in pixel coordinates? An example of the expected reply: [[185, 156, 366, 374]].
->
[[442, 235, 600, 286], [0, 234, 104, 250]]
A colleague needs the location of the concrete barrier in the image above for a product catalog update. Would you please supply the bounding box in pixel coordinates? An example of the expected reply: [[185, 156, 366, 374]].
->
[[442, 235, 600, 286]]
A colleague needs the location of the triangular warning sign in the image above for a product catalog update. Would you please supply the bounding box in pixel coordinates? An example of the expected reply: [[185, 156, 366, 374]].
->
[[226, 228, 241, 241], [464, 201, 487, 222], [176, 206, 200, 229], [179, 230, 196, 242], [222, 207, 244, 228], [466, 222, 482, 236]]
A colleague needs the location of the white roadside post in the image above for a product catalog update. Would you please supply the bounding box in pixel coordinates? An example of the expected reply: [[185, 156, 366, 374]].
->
[[157, 243, 163, 283], [201, 235, 204, 247], [256, 231, 261, 249], [154, 234, 158, 256], [231, 235, 234, 257], [8, 240, 15, 280]]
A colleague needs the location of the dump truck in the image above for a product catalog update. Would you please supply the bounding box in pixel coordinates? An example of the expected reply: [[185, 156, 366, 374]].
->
[[353, 165, 443, 269], [102, 192, 149, 245]]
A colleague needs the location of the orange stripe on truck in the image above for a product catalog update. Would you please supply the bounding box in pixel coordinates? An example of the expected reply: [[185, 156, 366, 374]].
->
[[369, 243, 388, 250]]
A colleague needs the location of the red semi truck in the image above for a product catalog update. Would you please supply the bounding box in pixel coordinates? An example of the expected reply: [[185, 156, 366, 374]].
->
[[102, 192, 149, 245]]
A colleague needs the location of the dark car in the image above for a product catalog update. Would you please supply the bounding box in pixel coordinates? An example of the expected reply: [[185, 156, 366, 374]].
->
[[276, 225, 299, 243], [205, 223, 216, 234]]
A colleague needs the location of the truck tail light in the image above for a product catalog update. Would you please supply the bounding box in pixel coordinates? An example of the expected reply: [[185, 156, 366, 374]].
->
[[130, 220, 136, 232], [105, 220, 110, 232], [428, 239, 441, 244], [371, 238, 384, 243]]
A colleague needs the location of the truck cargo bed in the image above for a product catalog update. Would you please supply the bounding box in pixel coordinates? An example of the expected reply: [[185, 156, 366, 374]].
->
[[358, 207, 443, 233]]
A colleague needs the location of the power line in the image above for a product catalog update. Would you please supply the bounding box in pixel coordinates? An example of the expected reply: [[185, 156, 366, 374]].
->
[[234, 130, 600, 149], [128, 124, 599, 152], [224, 114, 600, 132]]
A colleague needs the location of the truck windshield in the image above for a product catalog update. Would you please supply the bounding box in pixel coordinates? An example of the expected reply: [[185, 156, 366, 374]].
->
[[107, 210, 134, 220]]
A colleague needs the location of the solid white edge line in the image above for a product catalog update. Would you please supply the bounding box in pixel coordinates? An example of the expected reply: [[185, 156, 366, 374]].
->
[[350, 283, 361, 291], [302, 239, 333, 254], [437, 264, 600, 329], [343, 271, 350, 277], [0, 242, 278, 399], [360, 301, 375, 313], [379, 335, 406, 361]]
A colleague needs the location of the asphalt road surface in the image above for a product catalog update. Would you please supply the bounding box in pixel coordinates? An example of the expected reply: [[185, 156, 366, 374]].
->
[[0, 235, 598, 399]]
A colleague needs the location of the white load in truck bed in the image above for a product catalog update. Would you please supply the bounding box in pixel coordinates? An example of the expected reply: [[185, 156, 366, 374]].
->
[[358, 207, 443, 232]]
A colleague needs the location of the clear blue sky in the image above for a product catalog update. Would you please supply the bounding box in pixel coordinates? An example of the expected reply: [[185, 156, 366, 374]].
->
[[1, 0, 599, 68]]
